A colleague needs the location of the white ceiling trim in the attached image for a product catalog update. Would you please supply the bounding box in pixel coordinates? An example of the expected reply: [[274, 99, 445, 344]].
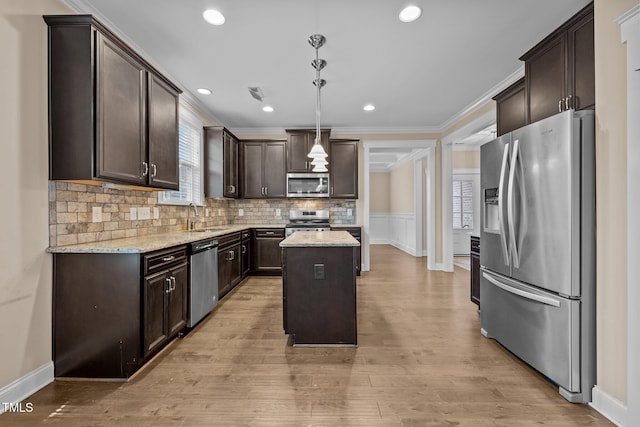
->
[[363, 140, 437, 149], [387, 148, 434, 172], [438, 66, 524, 133], [441, 109, 496, 146]]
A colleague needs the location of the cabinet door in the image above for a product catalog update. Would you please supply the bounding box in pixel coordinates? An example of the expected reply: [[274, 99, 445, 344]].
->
[[218, 247, 231, 298], [567, 11, 594, 111], [525, 33, 566, 124], [329, 140, 358, 198], [241, 238, 251, 278], [263, 142, 287, 198], [143, 271, 168, 357], [242, 142, 264, 198], [148, 74, 179, 190], [253, 237, 283, 274], [287, 132, 312, 172], [471, 253, 480, 306], [229, 244, 242, 288], [224, 132, 240, 198], [167, 263, 188, 336], [493, 78, 526, 136], [96, 33, 147, 185]]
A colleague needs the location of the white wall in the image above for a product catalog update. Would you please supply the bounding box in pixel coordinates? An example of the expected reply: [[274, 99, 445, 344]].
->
[[0, 0, 72, 409]]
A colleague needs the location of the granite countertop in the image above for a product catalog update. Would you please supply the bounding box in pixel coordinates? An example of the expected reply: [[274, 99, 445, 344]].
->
[[280, 230, 360, 248], [47, 224, 286, 254]]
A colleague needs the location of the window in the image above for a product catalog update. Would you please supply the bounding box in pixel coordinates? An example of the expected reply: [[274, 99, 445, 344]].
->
[[158, 107, 204, 205], [452, 179, 473, 229]]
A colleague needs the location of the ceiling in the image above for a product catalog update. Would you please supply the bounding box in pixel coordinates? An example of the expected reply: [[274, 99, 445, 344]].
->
[[64, 0, 590, 134]]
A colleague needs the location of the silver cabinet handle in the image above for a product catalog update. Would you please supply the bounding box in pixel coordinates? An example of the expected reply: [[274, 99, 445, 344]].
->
[[151, 163, 157, 178], [565, 95, 572, 110], [242, 244, 246, 254], [165, 278, 171, 293], [229, 249, 235, 261], [265, 231, 275, 235], [170, 276, 176, 292], [264, 187, 268, 196], [142, 162, 149, 177], [482, 272, 561, 307], [228, 184, 235, 193], [558, 99, 563, 113], [162, 256, 175, 262]]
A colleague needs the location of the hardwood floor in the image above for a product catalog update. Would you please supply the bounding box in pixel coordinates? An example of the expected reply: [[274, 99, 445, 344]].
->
[[2, 245, 611, 426]]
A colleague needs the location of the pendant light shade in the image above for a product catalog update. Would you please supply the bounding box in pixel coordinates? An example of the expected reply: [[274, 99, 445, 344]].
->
[[307, 34, 329, 170]]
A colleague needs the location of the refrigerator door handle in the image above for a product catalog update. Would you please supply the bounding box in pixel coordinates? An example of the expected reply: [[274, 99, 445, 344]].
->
[[498, 142, 510, 266], [482, 272, 561, 307], [507, 139, 520, 268]]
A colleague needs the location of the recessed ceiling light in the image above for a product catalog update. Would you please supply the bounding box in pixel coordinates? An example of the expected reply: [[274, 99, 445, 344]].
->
[[262, 105, 274, 113], [197, 88, 212, 95], [363, 104, 376, 112], [399, 5, 422, 23], [203, 9, 226, 26]]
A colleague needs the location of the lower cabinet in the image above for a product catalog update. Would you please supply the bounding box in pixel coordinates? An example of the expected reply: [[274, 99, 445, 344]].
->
[[251, 228, 285, 275], [218, 232, 242, 299], [470, 236, 480, 306], [143, 261, 187, 357], [241, 230, 251, 279], [53, 245, 188, 379]]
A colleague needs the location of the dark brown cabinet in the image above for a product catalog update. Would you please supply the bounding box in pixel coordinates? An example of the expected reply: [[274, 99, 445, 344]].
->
[[331, 226, 362, 276], [241, 230, 251, 279], [53, 245, 187, 379], [329, 140, 359, 199], [44, 15, 180, 190], [520, 3, 594, 124], [286, 129, 330, 172], [470, 236, 480, 306], [493, 78, 526, 136], [217, 232, 242, 299], [142, 247, 188, 357], [204, 127, 240, 198], [242, 141, 287, 198], [251, 228, 285, 275]]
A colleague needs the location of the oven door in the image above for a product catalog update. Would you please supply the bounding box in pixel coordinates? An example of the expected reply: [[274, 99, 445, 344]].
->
[[287, 173, 330, 198]]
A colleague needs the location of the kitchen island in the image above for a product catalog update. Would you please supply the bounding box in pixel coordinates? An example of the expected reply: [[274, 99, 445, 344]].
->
[[280, 231, 359, 346]]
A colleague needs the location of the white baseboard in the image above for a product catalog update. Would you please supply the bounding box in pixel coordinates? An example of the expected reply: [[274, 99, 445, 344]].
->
[[591, 385, 627, 426], [428, 263, 445, 271], [0, 362, 54, 415]]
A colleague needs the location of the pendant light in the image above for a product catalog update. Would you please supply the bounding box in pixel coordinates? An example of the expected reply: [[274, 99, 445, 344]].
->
[[307, 34, 328, 171]]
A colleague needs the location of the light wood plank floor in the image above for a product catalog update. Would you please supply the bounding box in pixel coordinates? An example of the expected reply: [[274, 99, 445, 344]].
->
[[2, 245, 611, 426]]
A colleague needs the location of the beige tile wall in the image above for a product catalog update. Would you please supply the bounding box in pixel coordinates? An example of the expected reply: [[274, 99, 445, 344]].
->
[[49, 182, 356, 247]]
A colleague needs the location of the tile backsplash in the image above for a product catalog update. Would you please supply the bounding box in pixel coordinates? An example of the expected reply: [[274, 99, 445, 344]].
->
[[49, 182, 356, 247]]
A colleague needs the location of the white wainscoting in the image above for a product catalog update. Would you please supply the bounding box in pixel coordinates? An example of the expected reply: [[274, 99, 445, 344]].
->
[[370, 213, 418, 256]]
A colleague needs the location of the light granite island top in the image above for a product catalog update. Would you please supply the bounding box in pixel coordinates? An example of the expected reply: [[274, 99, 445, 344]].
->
[[279, 230, 360, 248]]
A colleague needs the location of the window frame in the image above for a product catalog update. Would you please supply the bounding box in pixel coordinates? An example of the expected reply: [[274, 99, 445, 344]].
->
[[158, 105, 204, 206], [452, 178, 474, 230]]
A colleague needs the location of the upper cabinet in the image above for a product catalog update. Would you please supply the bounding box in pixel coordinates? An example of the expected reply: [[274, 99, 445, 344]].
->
[[44, 15, 181, 190], [204, 127, 240, 198], [286, 129, 330, 172], [242, 141, 287, 198], [520, 3, 594, 124], [493, 78, 526, 137], [329, 140, 359, 199]]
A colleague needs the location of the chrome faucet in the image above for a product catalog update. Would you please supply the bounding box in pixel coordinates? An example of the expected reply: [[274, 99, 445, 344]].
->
[[187, 203, 199, 230]]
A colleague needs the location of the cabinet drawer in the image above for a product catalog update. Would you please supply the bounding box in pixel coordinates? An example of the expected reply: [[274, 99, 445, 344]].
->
[[218, 232, 241, 248], [254, 228, 285, 238], [143, 246, 187, 275]]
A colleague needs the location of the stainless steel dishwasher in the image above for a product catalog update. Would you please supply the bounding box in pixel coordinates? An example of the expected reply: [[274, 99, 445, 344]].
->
[[188, 237, 219, 327]]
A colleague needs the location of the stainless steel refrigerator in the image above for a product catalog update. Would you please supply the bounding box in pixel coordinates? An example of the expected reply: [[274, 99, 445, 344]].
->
[[480, 109, 595, 403]]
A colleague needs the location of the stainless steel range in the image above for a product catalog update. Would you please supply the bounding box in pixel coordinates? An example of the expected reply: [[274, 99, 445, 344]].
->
[[285, 210, 331, 237]]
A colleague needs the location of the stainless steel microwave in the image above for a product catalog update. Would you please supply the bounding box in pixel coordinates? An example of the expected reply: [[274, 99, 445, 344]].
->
[[286, 173, 330, 198]]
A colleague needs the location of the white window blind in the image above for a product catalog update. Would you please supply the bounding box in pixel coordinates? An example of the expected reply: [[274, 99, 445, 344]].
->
[[452, 179, 473, 229], [158, 107, 204, 205]]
